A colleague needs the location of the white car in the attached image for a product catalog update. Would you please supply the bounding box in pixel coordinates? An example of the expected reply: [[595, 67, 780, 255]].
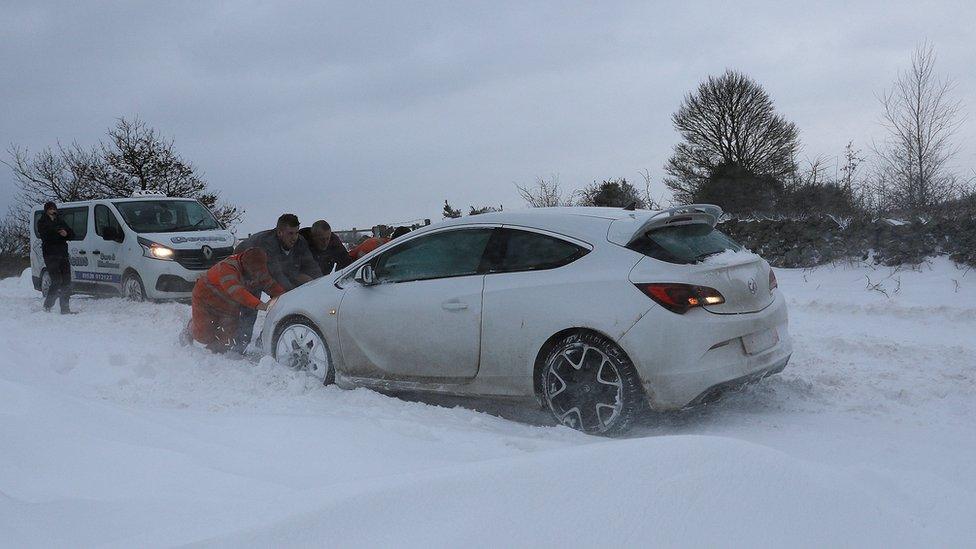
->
[[30, 192, 235, 301], [260, 205, 792, 435]]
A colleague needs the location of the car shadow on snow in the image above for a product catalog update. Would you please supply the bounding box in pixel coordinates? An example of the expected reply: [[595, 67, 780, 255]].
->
[[381, 373, 802, 437], [382, 390, 561, 428]]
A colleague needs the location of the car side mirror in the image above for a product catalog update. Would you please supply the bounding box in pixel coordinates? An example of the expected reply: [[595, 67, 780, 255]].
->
[[354, 264, 376, 286]]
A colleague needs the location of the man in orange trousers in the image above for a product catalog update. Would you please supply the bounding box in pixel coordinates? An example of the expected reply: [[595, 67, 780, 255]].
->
[[186, 248, 286, 353]]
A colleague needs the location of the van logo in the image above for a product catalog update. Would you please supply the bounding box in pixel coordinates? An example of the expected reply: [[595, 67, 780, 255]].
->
[[201, 245, 213, 260], [747, 278, 758, 295], [171, 235, 227, 244]]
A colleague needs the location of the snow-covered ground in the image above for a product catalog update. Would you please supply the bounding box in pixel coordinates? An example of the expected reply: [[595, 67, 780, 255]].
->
[[1, 259, 974, 547]]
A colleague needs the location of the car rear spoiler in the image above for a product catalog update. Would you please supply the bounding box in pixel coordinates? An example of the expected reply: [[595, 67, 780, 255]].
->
[[607, 204, 724, 246]]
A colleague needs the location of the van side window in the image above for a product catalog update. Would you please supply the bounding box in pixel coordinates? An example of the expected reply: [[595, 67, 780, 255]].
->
[[32, 207, 88, 240], [60, 207, 89, 240], [94, 204, 124, 241]]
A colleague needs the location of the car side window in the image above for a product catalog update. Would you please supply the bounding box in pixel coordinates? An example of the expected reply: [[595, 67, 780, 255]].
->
[[491, 228, 588, 273], [373, 228, 494, 283], [94, 204, 124, 241]]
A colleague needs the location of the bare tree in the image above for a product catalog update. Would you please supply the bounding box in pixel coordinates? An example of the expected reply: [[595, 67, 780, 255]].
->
[[93, 118, 204, 197], [874, 42, 963, 214], [3, 142, 100, 207], [664, 69, 799, 204], [4, 117, 241, 227], [840, 141, 865, 193], [515, 174, 572, 207], [637, 169, 663, 210], [0, 209, 29, 258]]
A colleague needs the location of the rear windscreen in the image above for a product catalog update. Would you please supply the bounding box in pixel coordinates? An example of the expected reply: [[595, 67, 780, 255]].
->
[[627, 223, 741, 264]]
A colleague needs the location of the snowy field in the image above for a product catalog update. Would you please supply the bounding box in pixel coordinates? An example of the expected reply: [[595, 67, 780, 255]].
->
[[1, 259, 975, 547]]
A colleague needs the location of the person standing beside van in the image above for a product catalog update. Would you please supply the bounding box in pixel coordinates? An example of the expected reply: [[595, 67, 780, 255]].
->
[[37, 201, 76, 314]]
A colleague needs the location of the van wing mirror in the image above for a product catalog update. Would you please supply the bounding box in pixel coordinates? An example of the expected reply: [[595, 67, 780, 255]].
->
[[354, 264, 376, 286]]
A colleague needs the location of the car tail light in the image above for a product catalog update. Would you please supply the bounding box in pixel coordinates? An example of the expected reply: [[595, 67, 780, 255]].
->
[[769, 269, 778, 293], [633, 283, 725, 314]]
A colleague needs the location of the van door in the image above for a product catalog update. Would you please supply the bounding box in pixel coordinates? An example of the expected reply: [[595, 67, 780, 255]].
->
[[61, 205, 97, 293], [92, 203, 127, 291], [33, 206, 95, 293]]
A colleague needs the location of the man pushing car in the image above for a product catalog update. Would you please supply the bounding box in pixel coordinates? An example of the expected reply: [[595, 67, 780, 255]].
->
[[182, 247, 285, 353]]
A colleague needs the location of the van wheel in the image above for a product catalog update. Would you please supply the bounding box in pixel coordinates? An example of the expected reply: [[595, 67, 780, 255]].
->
[[273, 318, 335, 385], [40, 270, 52, 297], [122, 272, 146, 301], [540, 331, 646, 436]]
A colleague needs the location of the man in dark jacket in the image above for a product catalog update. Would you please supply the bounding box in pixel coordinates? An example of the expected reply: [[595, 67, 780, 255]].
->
[[235, 213, 321, 290], [233, 213, 321, 351], [300, 220, 352, 275], [36, 201, 76, 314]]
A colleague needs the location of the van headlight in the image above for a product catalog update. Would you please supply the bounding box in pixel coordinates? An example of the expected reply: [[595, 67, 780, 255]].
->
[[138, 237, 175, 261]]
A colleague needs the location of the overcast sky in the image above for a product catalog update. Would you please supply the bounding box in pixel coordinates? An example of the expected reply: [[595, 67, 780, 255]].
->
[[2, 1, 975, 234]]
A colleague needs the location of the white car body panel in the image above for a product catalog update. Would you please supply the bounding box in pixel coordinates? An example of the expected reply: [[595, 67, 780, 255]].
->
[[338, 274, 485, 379], [260, 207, 793, 410]]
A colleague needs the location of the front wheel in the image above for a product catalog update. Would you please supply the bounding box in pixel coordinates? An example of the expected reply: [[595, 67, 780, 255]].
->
[[540, 331, 647, 436], [273, 318, 335, 385], [122, 272, 146, 301]]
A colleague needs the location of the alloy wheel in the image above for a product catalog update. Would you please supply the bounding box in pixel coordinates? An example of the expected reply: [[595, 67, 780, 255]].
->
[[275, 323, 330, 382], [544, 342, 624, 433]]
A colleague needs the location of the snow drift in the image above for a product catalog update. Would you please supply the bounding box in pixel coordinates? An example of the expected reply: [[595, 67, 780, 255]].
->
[[1, 259, 974, 547]]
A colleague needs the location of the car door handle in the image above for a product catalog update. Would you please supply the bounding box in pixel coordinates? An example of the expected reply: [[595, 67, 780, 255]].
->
[[92, 250, 101, 255], [78, 250, 87, 255], [441, 300, 468, 311]]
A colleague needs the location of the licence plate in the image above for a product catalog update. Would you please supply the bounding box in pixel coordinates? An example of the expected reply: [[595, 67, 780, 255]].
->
[[742, 328, 779, 355]]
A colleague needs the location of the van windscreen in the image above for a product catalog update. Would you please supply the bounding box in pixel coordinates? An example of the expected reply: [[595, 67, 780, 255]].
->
[[113, 200, 220, 233]]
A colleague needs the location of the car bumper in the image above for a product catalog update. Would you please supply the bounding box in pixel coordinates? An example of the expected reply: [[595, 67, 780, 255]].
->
[[618, 291, 793, 410], [141, 261, 206, 300]]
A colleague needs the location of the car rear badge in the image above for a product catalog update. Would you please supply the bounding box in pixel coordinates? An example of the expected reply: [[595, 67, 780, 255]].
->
[[747, 278, 758, 295]]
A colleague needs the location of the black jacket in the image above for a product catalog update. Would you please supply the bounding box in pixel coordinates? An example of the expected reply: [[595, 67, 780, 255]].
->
[[37, 213, 74, 258], [300, 228, 353, 275], [235, 229, 321, 290]]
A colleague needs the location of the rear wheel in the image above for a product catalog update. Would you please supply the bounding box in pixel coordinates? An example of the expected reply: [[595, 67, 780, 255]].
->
[[273, 318, 335, 385], [540, 331, 646, 436], [122, 272, 146, 301]]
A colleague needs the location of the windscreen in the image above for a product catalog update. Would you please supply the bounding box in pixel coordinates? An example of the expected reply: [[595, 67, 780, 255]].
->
[[627, 223, 742, 264], [113, 200, 220, 233]]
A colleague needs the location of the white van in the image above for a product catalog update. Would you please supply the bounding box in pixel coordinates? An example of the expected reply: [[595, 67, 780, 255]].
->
[[30, 191, 236, 301]]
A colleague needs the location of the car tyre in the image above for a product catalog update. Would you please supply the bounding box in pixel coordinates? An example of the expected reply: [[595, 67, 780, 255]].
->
[[122, 272, 146, 301], [273, 317, 335, 385], [540, 331, 646, 436]]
